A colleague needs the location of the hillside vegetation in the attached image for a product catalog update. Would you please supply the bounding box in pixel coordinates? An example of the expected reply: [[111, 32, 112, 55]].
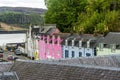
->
[[45, 0, 120, 34], [0, 7, 46, 14], [0, 7, 47, 28]]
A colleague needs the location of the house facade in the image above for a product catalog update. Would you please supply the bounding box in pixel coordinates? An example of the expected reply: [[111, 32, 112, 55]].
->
[[62, 34, 98, 58], [97, 32, 120, 56], [38, 35, 63, 60]]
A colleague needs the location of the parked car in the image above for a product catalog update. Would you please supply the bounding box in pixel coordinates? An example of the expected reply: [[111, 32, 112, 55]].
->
[[0, 48, 4, 53], [7, 55, 18, 61], [14, 49, 22, 55]]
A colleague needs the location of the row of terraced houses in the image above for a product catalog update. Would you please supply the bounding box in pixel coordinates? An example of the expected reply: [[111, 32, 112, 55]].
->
[[27, 25, 120, 60]]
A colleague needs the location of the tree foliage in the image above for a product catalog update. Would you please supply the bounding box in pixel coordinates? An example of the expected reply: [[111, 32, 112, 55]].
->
[[45, 0, 120, 34]]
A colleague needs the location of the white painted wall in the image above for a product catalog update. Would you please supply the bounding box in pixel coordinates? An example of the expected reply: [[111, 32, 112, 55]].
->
[[63, 45, 95, 58], [84, 48, 94, 57], [0, 33, 26, 46], [97, 47, 120, 56]]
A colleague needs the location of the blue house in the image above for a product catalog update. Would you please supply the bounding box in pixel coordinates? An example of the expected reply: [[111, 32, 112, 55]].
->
[[62, 33, 80, 58], [62, 34, 101, 58]]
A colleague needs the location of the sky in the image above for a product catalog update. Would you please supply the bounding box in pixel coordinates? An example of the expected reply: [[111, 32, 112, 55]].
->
[[0, 0, 47, 9]]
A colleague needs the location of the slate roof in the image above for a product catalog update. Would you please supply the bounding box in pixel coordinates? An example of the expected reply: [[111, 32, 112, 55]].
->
[[100, 32, 120, 44], [54, 33, 71, 40], [0, 62, 13, 72], [9, 59, 120, 80], [46, 28, 60, 35], [40, 24, 56, 33], [0, 55, 120, 80], [0, 72, 19, 80], [62, 34, 103, 48], [52, 54, 120, 68]]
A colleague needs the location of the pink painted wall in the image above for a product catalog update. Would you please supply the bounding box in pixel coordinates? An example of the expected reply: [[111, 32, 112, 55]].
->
[[38, 35, 63, 60], [38, 40, 46, 59], [38, 36, 47, 60]]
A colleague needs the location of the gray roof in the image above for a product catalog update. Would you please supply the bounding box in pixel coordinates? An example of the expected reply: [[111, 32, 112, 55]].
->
[[46, 28, 60, 35], [62, 34, 102, 48], [54, 33, 71, 39], [52, 54, 120, 68], [100, 32, 120, 44], [0, 62, 13, 72], [1, 54, 120, 80], [40, 25, 56, 33], [9, 59, 120, 80], [0, 72, 19, 80]]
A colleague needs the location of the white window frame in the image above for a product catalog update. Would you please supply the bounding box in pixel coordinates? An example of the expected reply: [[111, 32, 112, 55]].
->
[[99, 43, 103, 51], [111, 44, 116, 53], [65, 39, 68, 46]]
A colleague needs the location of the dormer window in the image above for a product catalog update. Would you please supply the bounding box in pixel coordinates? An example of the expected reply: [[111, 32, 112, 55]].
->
[[111, 44, 116, 53], [99, 43, 103, 51], [52, 35, 55, 45], [57, 36, 61, 45], [65, 39, 68, 46], [47, 35, 50, 44], [79, 40, 82, 47], [72, 40, 74, 47], [87, 41, 90, 48]]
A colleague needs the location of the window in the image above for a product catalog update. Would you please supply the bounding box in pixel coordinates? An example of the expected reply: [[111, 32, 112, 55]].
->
[[47, 50, 49, 55], [65, 50, 69, 58], [58, 50, 60, 56], [111, 44, 116, 52], [99, 43, 103, 51], [79, 52, 82, 57], [86, 53, 91, 57], [72, 51, 75, 57]]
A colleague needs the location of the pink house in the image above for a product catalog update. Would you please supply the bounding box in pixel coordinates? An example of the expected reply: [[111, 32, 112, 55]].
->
[[38, 35, 63, 60]]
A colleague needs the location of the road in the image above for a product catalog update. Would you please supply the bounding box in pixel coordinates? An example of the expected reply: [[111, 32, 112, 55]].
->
[[1, 51, 30, 61]]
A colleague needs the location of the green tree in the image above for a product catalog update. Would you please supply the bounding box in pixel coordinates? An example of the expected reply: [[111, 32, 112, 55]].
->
[[45, 0, 120, 33]]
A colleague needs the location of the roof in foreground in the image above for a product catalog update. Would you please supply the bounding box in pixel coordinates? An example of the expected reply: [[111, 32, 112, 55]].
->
[[0, 72, 19, 80], [0, 62, 13, 72], [51, 54, 120, 68], [10, 58, 120, 80], [1, 54, 120, 80]]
